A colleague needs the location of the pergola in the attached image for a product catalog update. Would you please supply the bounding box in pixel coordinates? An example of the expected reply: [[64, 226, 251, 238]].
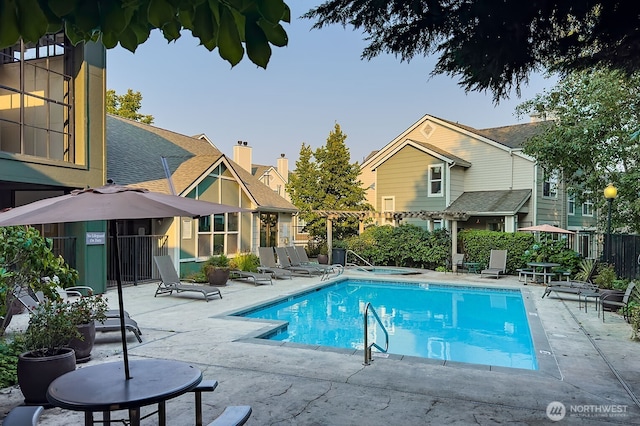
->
[[314, 210, 470, 265]]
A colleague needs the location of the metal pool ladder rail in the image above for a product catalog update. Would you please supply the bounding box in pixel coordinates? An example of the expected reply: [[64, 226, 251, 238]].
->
[[363, 302, 389, 365], [346, 249, 374, 272]]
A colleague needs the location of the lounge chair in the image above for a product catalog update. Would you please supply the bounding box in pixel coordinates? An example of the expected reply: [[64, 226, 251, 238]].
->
[[288, 246, 343, 276], [154, 255, 222, 302], [51, 285, 130, 320], [601, 281, 636, 323], [542, 261, 598, 298], [257, 247, 293, 279], [229, 269, 273, 286], [17, 291, 143, 343], [480, 250, 507, 278], [274, 247, 323, 276]]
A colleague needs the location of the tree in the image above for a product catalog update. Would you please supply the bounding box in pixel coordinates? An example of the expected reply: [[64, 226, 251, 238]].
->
[[107, 89, 154, 124], [287, 124, 371, 241], [0, 0, 290, 69], [516, 68, 640, 232], [304, 1, 640, 101]]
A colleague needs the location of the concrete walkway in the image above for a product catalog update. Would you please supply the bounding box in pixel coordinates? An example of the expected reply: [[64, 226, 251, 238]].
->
[[2, 269, 640, 425]]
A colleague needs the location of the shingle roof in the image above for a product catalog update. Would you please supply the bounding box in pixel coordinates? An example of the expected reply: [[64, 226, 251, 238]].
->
[[106, 115, 296, 212], [446, 189, 531, 214], [434, 116, 550, 148]]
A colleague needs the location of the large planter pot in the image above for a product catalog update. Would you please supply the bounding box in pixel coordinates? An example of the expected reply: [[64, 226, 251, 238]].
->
[[207, 268, 230, 286], [68, 321, 96, 363], [317, 254, 329, 265], [600, 289, 625, 311], [17, 347, 76, 404]]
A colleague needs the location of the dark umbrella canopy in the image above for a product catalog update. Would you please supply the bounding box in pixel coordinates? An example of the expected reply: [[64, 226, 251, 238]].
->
[[0, 183, 251, 379]]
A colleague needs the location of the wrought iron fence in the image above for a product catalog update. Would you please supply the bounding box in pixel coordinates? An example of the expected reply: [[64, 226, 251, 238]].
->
[[107, 235, 168, 287], [606, 234, 640, 281], [50, 236, 77, 269]]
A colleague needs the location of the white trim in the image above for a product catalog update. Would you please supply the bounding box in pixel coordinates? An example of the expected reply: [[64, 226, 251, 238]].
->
[[428, 164, 444, 197]]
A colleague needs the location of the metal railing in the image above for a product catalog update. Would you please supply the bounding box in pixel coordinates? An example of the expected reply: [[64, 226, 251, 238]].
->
[[107, 235, 168, 287], [346, 249, 373, 268], [363, 302, 389, 365]]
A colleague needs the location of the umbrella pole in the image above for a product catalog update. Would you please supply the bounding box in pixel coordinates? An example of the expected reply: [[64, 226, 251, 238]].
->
[[111, 219, 131, 380]]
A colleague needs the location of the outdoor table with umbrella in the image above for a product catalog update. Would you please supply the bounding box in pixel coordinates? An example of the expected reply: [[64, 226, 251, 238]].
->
[[518, 224, 575, 284], [0, 183, 249, 425]]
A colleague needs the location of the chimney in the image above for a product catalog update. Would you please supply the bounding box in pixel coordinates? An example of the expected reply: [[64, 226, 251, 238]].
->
[[277, 153, 288, 182], [233, 141, 252, 173]]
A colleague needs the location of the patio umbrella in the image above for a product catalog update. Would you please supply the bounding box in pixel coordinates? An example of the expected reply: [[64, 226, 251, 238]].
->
[[518, 224, 575, 234], [0, 183, 251, 379]]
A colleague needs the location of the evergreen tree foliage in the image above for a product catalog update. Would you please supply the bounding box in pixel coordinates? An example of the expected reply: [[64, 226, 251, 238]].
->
[[107, 89, 154, 124], [287, 124, 371, 241], [517, 68, 640, 232]]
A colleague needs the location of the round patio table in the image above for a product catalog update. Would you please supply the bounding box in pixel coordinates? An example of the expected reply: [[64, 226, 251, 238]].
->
[[47, 359, 202, 426]]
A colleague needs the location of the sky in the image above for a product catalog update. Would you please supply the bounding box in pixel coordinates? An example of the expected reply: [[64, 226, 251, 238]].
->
[[106, 3, 556, 166]]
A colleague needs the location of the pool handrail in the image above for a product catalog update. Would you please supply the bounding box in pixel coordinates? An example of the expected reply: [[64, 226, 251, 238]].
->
[[346, 249, 374, 268], [363, 302, 389, 365]]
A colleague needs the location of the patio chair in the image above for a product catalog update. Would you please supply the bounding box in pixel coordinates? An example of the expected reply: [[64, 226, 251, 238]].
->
[[17, 291, 143, 343], [542, 261, 599, 298], [480, 250, 507, 279], [229, 269, 273, 286], [257, 247, 293, 279], [601, 281, 636, 323], [49, 285, 132, 321], [154, 255, 222, 302], [288, 246, 343, 276], [3, 405, 44, 426], [274, 247, 323, 276], [452, 253, 465, 274]]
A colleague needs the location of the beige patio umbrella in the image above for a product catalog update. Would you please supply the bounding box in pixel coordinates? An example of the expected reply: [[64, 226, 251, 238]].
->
[[518, 224, 575, 234], [0, 183, 251, 379]]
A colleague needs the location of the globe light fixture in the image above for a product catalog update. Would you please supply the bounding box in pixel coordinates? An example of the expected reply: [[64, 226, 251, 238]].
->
[[603, 183, 617, 264]]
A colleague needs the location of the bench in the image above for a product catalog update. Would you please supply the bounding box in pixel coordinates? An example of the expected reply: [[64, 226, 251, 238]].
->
[[193, 379, 219, 426], [516, 268, 534, 281], [207, 406, 252, 426], [520, 270, 557, 285], [3, 406, 44, 426]]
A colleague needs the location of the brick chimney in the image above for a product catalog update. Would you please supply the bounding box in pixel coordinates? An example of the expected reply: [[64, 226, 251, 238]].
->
[[233, 141, 252, 173], [277, 153, 288, 182]]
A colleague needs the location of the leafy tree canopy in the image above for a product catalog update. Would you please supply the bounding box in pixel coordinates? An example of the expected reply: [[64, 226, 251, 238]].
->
[[286, 124, 371, 241], [304, 1, 640, 101], [516, 68, 640, 232], [107, 89, 154, 124], [0, 0, 290, 68]]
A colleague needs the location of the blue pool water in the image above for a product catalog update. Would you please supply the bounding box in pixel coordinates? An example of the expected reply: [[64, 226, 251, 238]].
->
[[239, 279, 537, 370]]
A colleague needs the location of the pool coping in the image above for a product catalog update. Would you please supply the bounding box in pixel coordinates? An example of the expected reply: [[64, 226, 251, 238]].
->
[[217, 275, 562, 378]]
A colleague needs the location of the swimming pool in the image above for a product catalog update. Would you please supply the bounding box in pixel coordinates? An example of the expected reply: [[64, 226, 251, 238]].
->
[[236, 279, 538, 370]]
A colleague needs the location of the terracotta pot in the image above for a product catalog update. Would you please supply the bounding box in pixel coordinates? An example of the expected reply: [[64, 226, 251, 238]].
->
[[68, 321, 96, 363], [207, 268, 230, 286], [317, 254, 329, 264], [17, 348, 76, 404]]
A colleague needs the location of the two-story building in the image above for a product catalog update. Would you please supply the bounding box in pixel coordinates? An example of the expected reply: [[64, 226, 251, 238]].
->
[[360, 114, 598, 258]]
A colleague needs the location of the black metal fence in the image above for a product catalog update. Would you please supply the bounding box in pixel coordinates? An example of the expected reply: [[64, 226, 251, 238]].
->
[[50, 236, 77, 269], [606, 234, 640, 281], [107, 235, 168, 287]]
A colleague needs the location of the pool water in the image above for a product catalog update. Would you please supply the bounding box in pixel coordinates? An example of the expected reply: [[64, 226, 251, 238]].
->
[[239, 279, 537, 370]]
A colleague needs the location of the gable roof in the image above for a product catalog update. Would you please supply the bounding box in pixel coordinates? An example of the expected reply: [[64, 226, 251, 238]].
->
[[475, 122, 552, 148], [106, 115, 296, 212], [446, 189, 531, 215]]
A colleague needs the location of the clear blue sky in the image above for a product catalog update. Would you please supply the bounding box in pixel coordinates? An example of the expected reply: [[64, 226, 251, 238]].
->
[[106, 3, 556, 166]]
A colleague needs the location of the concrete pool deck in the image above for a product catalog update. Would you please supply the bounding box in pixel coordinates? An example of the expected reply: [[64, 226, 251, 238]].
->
[[2, 269, 640, 425]]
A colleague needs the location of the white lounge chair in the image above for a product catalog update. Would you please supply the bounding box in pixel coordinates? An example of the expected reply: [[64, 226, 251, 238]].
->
[[480, 250, 507, 279], [154, 255, 222, 302]]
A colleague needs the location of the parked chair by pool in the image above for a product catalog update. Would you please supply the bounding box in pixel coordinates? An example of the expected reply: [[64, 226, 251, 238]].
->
[[601, 281, 636, 323], [257, 247, 293, 279], [154, 255, 222, 302], [541, 279, 598, 300], [287, 246, 343, 276], [452, 253, 465, 274], [274, 247, 322, 276], [229, 269, 273, 286], [480, 250, 507, 279]]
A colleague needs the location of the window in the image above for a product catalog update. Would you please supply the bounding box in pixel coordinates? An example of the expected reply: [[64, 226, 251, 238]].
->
[[543, 170, 558, 198], [382, 196, 394, 212], [428, 164, 443, 196], [568, 195, 575, 215], [582, 200, 594, 216], [0, 33, 74, 162]]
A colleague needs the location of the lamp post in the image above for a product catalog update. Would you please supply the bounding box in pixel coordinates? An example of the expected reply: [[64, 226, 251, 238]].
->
[[603, 183, 618, 264]]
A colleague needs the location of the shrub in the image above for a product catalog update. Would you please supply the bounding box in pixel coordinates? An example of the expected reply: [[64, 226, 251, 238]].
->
[[594, 264, 618, 289], [230, 252, 260, 272], [0, 335, 25, 388]]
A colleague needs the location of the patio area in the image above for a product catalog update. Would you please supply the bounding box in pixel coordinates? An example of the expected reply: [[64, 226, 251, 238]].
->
[[2, 269, 640, 425]]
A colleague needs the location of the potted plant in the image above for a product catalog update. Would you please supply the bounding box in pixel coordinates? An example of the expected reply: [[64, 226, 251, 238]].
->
[[1, 226, 78, 335], [66, 294, 109, 362], [317, 244, 329, 265], [203, 254, 231, 286]]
